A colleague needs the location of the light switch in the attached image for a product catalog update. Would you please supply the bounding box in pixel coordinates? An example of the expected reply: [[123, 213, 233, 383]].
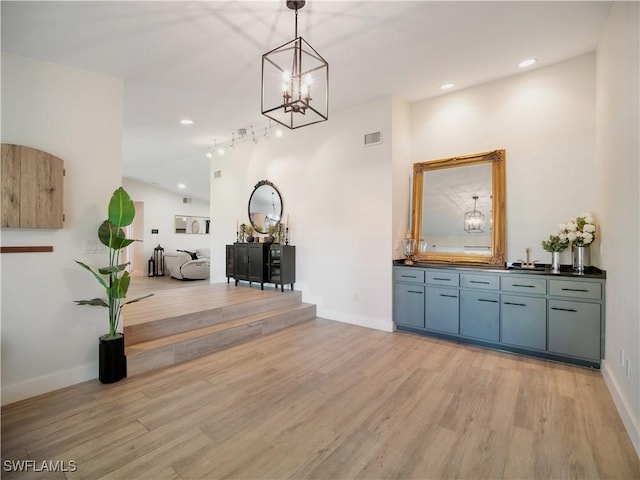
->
[[83, 240, 106, 254]]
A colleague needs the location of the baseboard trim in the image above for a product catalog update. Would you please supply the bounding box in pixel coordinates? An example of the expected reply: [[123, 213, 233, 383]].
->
[[1, 363, 97, 406], [601, 359, 640, 459], [317, 310, 394, 333]]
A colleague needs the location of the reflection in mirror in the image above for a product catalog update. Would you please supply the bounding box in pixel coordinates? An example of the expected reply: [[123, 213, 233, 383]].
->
[[175, 215, 210, 234], [422, 163, 492, 254], [248, 180, 283, 234], [412, 150, 505, 265]]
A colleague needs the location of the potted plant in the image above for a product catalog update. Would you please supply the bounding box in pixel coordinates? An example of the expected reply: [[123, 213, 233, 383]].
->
[[246, 225, 255, 242], [541, 234, 569, 273], [266, 223, 277, 244], [238, 223, 247, 242], [558, 212, 597, 273], [75, 187, 153, 383]]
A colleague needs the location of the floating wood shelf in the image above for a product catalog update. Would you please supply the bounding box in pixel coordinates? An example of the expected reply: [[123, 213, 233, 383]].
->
[[1, 246, 53, 254]]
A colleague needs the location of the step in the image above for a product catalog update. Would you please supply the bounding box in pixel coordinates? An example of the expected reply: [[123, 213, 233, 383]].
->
[[126, 302, 316, 377], [124, 289, 303, 345]]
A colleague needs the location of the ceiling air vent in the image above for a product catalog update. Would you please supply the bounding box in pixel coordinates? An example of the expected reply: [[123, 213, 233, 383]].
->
[[182, 197, 192, 204], [364, 131, 382, 147]]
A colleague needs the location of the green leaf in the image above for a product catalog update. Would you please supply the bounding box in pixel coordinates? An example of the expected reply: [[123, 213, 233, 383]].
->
[[109, 271, 131, 299], [99, 263, 130, 275], [75, 260, 108, 289], [118, 271, 131, 297], [108, 187, 135, 228], [123, 293, 154, 305], [97, 220, 133, 250], [74, 298, 109, 307]]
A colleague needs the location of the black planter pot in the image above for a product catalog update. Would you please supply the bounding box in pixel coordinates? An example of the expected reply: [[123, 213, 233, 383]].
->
[[99, 334, 127, 384]]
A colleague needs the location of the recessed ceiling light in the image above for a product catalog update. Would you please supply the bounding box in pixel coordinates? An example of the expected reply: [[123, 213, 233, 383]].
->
[[518, 58, 537, 68], [180, 119, 194, 125], [440, 83, 455, 90], [177, 183, 186, 189]]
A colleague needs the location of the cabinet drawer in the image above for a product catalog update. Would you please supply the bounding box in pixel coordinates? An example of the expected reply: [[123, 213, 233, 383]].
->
[[461, 274, 499, 290], [394, 283, 425, 329], [501, 295, 546, 350], [425, 271, 459, 286], [549, 280, 601, 300], [425, 287, 459, 334], [501, 276, 546, 295], [460, 290, 499, 341], [394, 267, 425, 284], [548, 300, 601, 360]]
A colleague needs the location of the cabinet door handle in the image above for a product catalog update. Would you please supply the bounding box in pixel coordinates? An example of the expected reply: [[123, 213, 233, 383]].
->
[[504, 301, 527, 307], [440, 294, 458, 298], [551, 306, 578, 313], [478, 298, 498, 303], [512, 284, 535, 288], [470, 280, 490, 285], [407, 290, 423, 294], [401, 275, 418, 279], [561, 288, 589, 293], [433, 277, 451, 281]]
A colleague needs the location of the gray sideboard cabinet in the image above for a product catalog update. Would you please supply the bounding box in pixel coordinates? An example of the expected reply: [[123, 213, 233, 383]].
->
[[393, 264, 606, 368]]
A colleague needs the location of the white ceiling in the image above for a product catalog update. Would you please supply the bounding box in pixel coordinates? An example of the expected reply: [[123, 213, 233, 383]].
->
[[1, 1, 612, 202]]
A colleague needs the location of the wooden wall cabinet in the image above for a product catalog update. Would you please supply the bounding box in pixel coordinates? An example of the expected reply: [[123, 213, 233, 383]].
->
[[1, 144, 64, 229]]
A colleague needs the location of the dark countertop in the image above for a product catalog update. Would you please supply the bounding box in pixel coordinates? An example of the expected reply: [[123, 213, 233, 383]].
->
[[392, 260, 606, 279]]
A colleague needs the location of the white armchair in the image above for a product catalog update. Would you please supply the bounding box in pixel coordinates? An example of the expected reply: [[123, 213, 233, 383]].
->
[[164, 250, 210, 280]]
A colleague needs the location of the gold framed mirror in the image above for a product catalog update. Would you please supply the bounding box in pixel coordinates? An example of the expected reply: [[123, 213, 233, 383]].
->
[[411, 149, 505, 266]]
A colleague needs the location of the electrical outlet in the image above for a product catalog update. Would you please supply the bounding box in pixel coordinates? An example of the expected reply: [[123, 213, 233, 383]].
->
[[620, 348, 625, 367], [626, 359, 631, 378]]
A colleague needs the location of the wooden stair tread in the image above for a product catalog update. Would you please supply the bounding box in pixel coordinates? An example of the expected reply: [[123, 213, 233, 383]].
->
[[126, 302, 315, 354], [124, 284, 301, 326]]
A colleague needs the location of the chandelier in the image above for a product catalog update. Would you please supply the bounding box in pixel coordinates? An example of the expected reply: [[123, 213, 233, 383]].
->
[[464, 195, 485, 233], [261, 0, 329, 129]]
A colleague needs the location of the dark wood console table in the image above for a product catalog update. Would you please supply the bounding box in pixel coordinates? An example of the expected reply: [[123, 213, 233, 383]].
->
[[226, 243, 295, 291]]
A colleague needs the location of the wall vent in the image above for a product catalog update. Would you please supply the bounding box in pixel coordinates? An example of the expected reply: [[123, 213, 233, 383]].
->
[[364, 131, 382, 147], [182, 197, 192, 204]]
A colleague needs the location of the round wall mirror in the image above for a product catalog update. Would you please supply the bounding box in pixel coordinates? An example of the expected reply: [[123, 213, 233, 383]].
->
[[248, 180, 283, 234]]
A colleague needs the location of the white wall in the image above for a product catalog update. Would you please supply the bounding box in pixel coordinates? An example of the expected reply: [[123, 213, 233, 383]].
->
[[122, 178, 211, 266], [410, 54, 598, 267], [211, 97, 394, 331], [1, 54, 123, 404], [391, 97, 413, 259], [596, 1, 640, 456]]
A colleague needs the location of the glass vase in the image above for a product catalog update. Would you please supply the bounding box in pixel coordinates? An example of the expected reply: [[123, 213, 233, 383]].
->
[[403, 235, 416, 265], [551, 251, 561, 274], [573, 245, 585, 274]]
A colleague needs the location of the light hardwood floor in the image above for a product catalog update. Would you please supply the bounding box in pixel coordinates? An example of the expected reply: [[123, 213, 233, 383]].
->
[[2, 318, 639, 479]]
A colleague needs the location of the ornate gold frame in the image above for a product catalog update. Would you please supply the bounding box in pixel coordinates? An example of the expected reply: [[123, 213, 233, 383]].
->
[[411, 149, 506, 266]]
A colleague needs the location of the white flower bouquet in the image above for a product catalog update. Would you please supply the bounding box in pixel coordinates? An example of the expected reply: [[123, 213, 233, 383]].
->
[[558, 213, 596, 247]]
